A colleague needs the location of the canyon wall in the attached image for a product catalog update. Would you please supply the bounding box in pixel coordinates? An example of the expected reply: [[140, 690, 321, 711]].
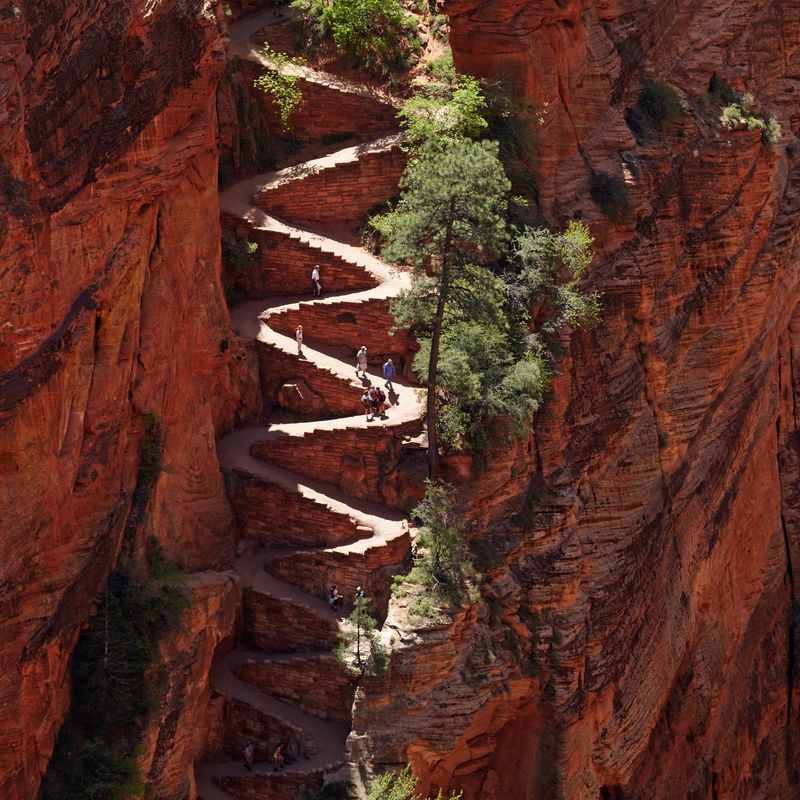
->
[[0, 2, 257, 798], [353, 1, 800, 798]]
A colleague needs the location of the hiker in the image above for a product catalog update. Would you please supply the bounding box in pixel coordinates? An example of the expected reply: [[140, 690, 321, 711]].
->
[[356, 345, 368, 377], [362, 388, 373, 421], [272, 743, 285, 771], [383, 358, 395, 391], [328, 584, 341, 610], [311, 264, 321, 296], [355, 585, 365, 600], [243, 741, 254, 772], [369, 385, 385, 419], [295, 324, 303, 354]]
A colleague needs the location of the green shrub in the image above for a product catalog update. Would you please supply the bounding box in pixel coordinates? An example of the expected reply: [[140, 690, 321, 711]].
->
[[431, 13, 448, 42], [367, 766, 462, 800], [291, 0, 416, 77], [253, 44, 304, 130], [709, 75, 781, 146], [589, 171, 631, 222], [625, 80, 684, 142]]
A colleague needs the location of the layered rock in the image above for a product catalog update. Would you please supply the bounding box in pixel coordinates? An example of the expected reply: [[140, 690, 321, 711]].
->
[[0, 3, 257, 798], [353, 1, 800, 798]]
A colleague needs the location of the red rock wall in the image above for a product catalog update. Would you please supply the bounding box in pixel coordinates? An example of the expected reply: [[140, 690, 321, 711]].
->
[[353, 1, 800, 798], [0, 3, 258, 798]]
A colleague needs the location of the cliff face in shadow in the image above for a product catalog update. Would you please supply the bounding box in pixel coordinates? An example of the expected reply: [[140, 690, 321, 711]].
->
[[352, 1, 800, 798], [0, 3, 257, 797]]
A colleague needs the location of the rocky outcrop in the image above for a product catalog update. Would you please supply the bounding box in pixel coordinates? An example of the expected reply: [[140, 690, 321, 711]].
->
[[0, 3, 257, 798], [352, 1, 800, 798]]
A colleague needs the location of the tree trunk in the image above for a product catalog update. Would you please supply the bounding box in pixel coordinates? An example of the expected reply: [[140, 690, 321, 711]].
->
[[426, 195, 456, 478]]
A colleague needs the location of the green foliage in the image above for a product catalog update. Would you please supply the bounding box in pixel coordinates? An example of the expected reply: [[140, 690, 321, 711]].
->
[[625, 80, 684, 142], [372, 138, 510, 266], [431, 13, 448, 41], [589, 171, 631, 222], [39, 545, 188, 800], [398, 74, 488, 151], [367, 767, 462, 800], [335, 595, 387, 675], [411, 480, 477, 598], [221, 230, 259, 303], [425, 49, 454, 83], [319, 782, 358, 800], [511, 221, 601, 329], [291, 0, 416, 77], [481, 79, 543, 201], [253, 44, 304, 130], [708, 75, 781, 146]]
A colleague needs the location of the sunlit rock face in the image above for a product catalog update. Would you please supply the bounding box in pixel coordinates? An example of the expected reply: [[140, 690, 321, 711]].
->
[[353, 1, 800, 798], [0, 3, 257, 797]]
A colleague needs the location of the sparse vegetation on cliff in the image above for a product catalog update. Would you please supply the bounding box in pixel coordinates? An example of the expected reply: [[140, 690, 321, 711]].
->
[[290, 0, 417, 77], [392, 481, 478, 620], [705, 75, 782, 146], [38, 541, 188, 800], [625, 79, 685, 143], [253, 44, 304, 130], [589, 171, 632, 223]]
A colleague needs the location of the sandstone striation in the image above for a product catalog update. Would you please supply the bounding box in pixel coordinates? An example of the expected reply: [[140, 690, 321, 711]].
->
[[351, 1, 800, 798], [0, 3, 257, 798]]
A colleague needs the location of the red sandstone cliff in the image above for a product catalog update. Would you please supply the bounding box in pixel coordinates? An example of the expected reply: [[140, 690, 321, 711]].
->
[[0, 3, 257, 798], [352, 1, 800, 798]]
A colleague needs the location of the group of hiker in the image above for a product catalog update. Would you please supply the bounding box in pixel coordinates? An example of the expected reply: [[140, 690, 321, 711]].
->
[[292, 264, 399, 423], [328, 584, 365, 611], [243, 740, 285, 772]]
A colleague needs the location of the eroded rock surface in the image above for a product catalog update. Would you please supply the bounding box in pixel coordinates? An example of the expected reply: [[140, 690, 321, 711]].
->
[[0, 3, 257, 798], [353, 1, 800, 798]]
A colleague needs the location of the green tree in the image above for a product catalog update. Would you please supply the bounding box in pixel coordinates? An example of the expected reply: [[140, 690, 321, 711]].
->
[[253, 44, 304, 130], [411, 480, 476, 595], [336, 595, 386, 675], [372, 138, 511, 475]]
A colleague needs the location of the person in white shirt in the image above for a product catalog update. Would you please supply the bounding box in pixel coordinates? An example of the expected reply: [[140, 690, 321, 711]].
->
[[311, 265, 321, 296]]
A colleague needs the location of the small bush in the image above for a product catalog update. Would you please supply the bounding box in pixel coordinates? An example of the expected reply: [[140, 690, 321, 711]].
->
[[589, 171, 631, 222], [709, 75, 781, 147], [253, 44, 304, 130], [335, 595, 387, 675], [367, 767, 462, 800], [625, 80, 684, 142]]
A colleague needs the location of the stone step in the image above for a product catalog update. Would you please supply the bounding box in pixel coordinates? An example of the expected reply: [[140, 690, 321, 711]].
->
[[226, 467, 377, 549], [266, 526, 411, 620], [248, 416, 423, 506], [233, 649, 355, 724], [264, 292, 412, 367], [253, 135, 407, 225], [222, 217, 379, 299]]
